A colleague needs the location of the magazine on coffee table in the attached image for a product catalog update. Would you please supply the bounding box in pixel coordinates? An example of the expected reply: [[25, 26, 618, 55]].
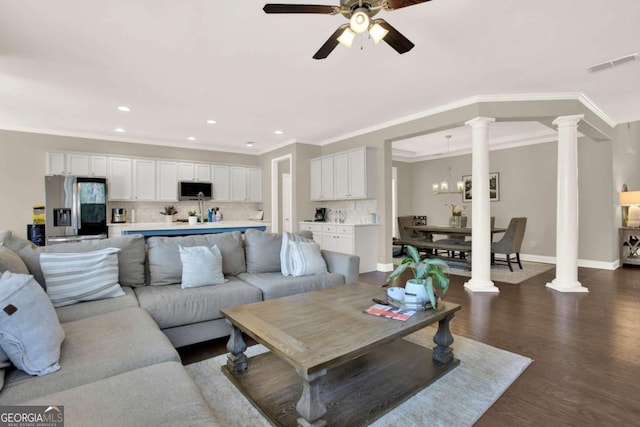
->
[[364, 304, 417, 322]]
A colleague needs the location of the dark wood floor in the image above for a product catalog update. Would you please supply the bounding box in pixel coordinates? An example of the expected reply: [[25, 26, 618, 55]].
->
[[178, 266, 640, 426]]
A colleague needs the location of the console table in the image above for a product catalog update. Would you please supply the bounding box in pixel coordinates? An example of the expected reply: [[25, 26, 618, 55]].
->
[[619, 227, 640, 266]]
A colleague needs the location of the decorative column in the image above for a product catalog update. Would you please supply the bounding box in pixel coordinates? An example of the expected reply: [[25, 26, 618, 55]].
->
[[546, 115, 589, 293], [464, 117, 499, 293]]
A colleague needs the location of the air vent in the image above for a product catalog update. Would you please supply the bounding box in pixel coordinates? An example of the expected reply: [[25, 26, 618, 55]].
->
[[587, 52, 639, 73]]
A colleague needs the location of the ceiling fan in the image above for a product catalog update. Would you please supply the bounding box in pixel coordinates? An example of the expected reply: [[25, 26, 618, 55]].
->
[[263, 0, 432, 59]]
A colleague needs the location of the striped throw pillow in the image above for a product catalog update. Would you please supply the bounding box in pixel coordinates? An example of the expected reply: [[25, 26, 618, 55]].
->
[[41, 248, 125, 307], [280, 231, 314, 276], [289, 241, 327, 277]]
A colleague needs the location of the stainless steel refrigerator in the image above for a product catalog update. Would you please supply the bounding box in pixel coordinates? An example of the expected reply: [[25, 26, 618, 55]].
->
[[44, 176, 108, 245]]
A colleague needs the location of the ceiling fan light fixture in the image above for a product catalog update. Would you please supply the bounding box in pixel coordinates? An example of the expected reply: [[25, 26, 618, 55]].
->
[[337, 27, 356, 48], [350, 8, 370, 33], [369, 21, 388, 44]]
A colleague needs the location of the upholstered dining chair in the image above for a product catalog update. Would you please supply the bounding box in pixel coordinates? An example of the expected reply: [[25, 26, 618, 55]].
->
[[397, 216, 429, 253], [491, 217, 527, 271]]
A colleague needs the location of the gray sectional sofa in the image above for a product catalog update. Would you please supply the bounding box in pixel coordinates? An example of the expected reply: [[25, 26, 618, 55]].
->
[[0, 228, 360, 426]]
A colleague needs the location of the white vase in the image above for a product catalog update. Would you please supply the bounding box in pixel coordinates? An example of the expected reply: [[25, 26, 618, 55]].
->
[[405, 279, 428, 303], [188, 216, 198, 225], [164, 215, 173, 223]]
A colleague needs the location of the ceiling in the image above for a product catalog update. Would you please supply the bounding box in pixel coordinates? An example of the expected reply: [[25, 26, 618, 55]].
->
[[1, 0, 639, 156]]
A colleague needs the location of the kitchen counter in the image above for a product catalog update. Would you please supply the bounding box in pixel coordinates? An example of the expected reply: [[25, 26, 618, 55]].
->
[[108, 221, 268, 238]]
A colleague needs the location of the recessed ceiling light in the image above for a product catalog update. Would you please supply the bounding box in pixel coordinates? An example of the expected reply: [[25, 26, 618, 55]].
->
[[187, 137, 197, 141], [246, 142, 255, 148], [115, 128, 126, 133], [274, 130, 284, 135], [117, 106, 131, 112], [206, 119, 217, 124]]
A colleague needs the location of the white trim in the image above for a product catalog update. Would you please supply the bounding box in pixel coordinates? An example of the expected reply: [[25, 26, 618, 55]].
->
[[270, 154, 293, 233], [377, 262, 394, 272], [318, 92, 615, 146], [520, 253, 617, 270]]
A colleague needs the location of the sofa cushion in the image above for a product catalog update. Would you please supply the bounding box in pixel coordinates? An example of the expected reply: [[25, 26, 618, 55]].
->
[[0, 307, 179, 404], [289, 241, 328, 276], [147, 232, 245, 285], [3, 235, 147, 288], [0, 230, 10, 245], [41, 248, 125, 307], [179, 245, 226, 288], [55, 286, 139, 324], [236, 271, 345, 300], [0, 272, 65, 376], [0, 245, 29, 275], [134, 277, 262, 329], [244, 229, 282, 273], [25, 362, 219, 427]]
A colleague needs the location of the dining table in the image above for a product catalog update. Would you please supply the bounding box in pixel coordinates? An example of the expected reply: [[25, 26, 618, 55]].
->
[[406, 225, 507, 241]]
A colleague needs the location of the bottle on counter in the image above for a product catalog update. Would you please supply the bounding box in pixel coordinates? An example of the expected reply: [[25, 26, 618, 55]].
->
[[208, 208, 213, 223], [215, 208, 221, 222]]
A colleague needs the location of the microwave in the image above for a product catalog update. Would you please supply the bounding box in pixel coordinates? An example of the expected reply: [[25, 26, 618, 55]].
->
[[178, 181, 213, 201]]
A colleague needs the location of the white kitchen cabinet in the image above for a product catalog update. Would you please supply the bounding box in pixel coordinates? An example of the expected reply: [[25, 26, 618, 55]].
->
[[133, 159, 156, 201], [298, 222, 378, 273], [310, 147, 375, 201], [229, 166, 263, 202], [178, 162, 211, 182], [108, 157, 133, 200], [47, 152, 107, 176], [310, 157, 334, 201], [156, 161, 178, 201], [212, 165, 230, 201], [246, 167, 263, 202]]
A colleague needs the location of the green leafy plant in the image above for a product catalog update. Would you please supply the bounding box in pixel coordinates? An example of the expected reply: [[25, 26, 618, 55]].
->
[[161, 206, 177, 216], [187, 210, 198, 217], [386, 245, 450, 309]]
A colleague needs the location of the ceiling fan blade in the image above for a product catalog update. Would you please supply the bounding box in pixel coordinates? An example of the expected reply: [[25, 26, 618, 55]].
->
[[263, 4, 338, 14], [376, 19, 415, 54], [313, 24, 349, 60], [386, 0, 432, 10]]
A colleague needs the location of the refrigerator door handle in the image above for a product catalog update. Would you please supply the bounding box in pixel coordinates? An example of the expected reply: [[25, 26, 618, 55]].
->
[[72, 180, 80, 230]]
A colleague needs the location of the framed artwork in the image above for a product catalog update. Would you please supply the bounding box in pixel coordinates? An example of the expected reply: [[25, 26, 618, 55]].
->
[[462, 172, 500, 202]]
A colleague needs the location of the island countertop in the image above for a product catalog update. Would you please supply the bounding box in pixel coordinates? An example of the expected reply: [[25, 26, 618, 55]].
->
[[108, 220, 269, 238]]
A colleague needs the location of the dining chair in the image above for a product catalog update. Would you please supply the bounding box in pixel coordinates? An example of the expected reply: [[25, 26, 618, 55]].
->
[[491, 217, 527, 271], [396, 216, 430, 254]]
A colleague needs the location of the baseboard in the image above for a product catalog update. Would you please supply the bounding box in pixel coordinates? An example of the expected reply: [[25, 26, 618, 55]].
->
[[377, 262, 395, 272], [521, 253, 617, 271]]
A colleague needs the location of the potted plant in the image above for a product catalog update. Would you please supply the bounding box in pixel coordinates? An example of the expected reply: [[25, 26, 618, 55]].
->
[[187, 210, 198, 225], [160, 206, 178, 223], [386, 245, 450, 309]]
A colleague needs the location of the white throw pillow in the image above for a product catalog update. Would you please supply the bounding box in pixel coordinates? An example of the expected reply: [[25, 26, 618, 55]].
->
[[0, 271, 65, 376], [289, 241, 328, 277], [179, 245, 226, 289], [280, 231, 314, 276], [41, 247, 125, 307]]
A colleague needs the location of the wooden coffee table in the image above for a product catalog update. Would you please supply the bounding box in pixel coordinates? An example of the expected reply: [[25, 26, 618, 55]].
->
[[221, 282, 461, 427]]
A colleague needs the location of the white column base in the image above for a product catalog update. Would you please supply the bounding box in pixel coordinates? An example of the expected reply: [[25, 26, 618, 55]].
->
[[464, 279, 500, 293], [545, 279, 589, 293]]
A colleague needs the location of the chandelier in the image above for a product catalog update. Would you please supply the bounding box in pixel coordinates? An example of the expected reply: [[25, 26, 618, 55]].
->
[[432, 135, 464, 195]]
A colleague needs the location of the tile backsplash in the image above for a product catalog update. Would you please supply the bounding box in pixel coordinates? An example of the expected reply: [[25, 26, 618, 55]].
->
[[107, 201, 262, 223], [313, 199, 378, 224]]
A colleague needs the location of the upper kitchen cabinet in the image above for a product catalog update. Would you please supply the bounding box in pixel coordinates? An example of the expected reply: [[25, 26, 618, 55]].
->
[[132, 159, 156, 201], [178, 162, 211, 182], [310, 157, 334, 201], [107, 157, 133, 200], [212, 165, 230, 201], [156, 161, 178, 201], [230, 166, 263, 202], [311, 147, 376, 201], [46, 152, 107, 177]]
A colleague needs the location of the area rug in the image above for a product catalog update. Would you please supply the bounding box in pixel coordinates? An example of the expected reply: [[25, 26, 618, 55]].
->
[[392, 258, 554, 285], [185, 327, 532, 427]]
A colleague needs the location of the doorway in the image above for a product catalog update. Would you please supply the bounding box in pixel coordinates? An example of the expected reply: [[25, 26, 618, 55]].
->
[[270, 154, 293, 233], [282, 173, 292, 233]]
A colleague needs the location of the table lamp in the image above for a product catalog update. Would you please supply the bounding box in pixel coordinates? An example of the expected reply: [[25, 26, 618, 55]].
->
[[620, 191, 640, 227]]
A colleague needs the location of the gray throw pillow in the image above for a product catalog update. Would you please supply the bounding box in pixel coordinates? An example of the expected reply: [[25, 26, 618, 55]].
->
[[244, 229, 283, 273], [179, 245, 226, 288], [0, 271, 65, 376], [0, 245, 30, 275]]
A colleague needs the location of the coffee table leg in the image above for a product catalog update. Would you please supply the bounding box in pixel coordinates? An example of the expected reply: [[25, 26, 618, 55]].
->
[[225, 320, 247, 373], [295, 369, 327, 427], [432, 313, 455, 363]]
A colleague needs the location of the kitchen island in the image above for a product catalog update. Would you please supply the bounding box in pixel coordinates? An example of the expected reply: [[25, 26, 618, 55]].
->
[[108, 221, 268, 239]]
